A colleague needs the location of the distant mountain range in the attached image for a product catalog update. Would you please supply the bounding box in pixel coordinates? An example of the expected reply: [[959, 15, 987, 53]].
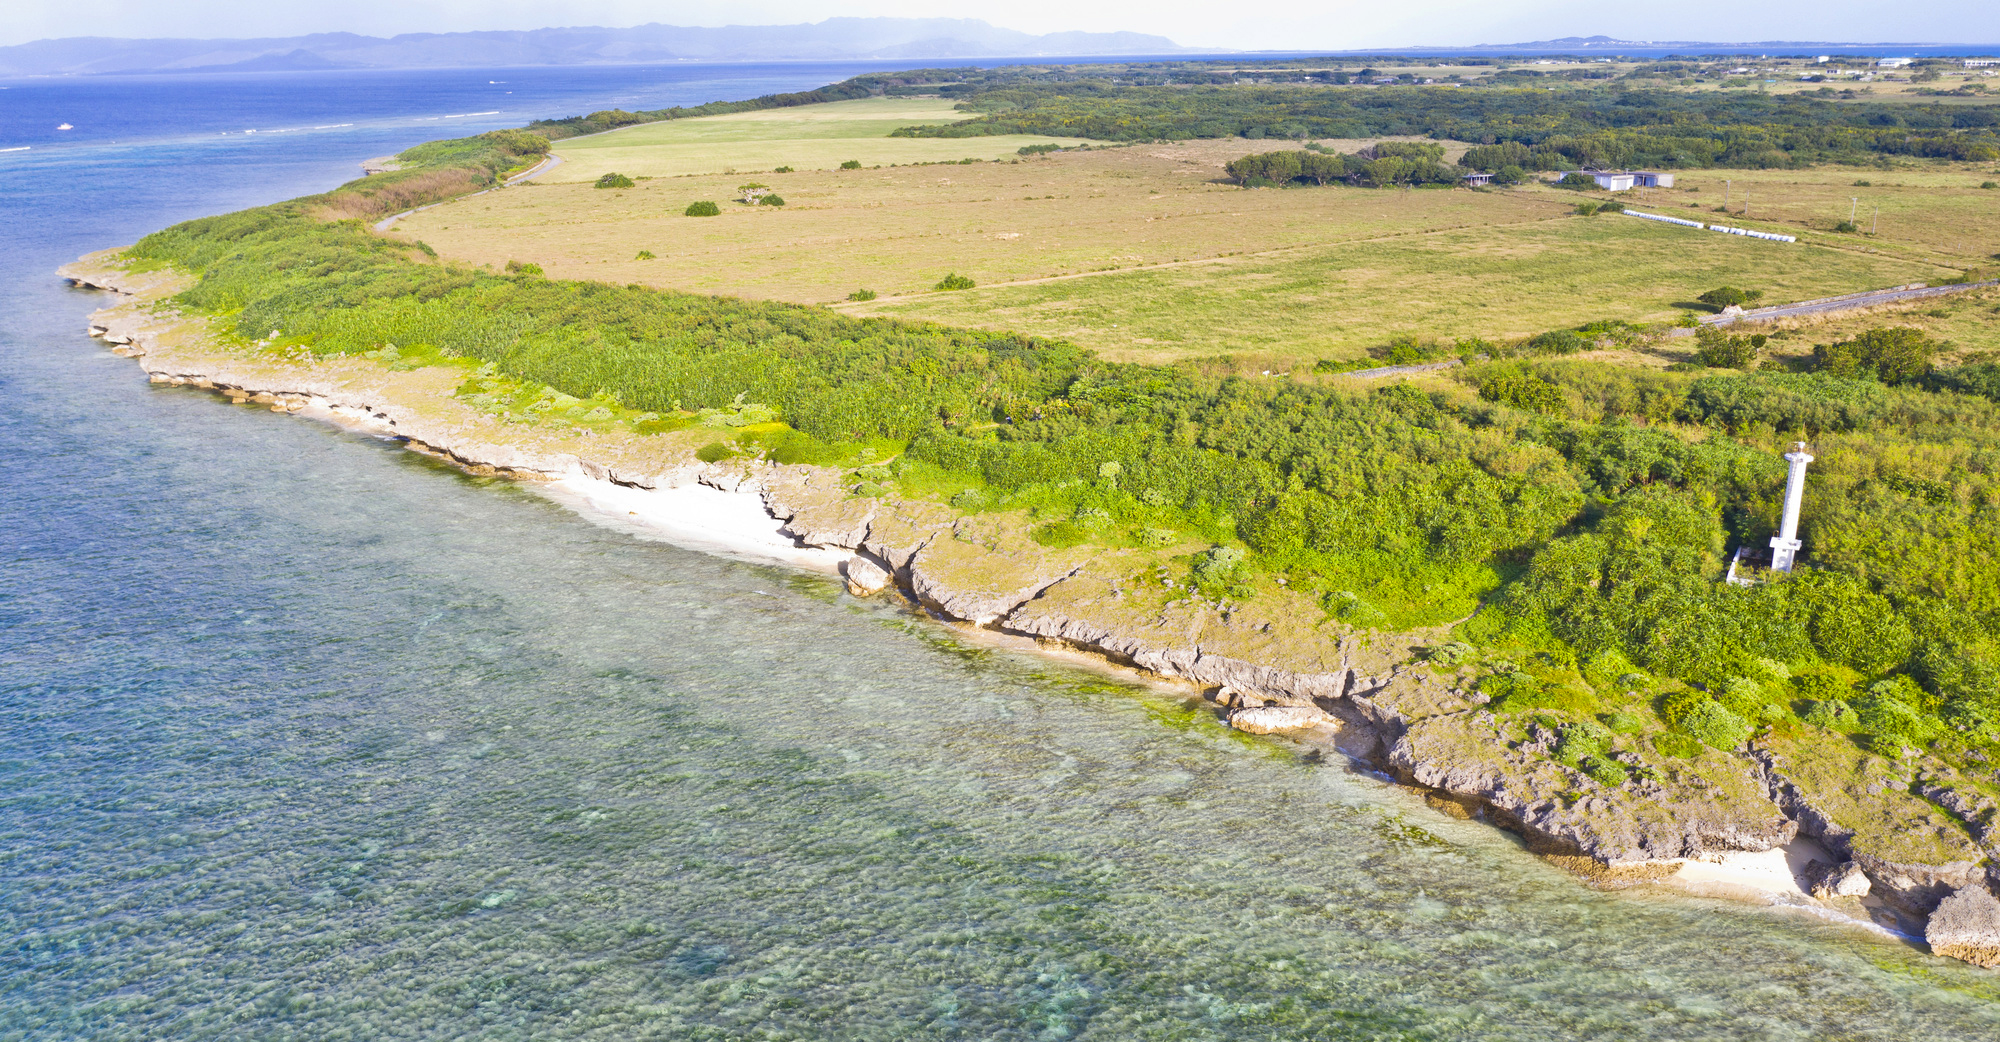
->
[[0, 18, 1187, 78]]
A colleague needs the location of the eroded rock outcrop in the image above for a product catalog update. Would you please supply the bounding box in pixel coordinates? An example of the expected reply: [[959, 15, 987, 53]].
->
[[1927, 885, 2000, 968]]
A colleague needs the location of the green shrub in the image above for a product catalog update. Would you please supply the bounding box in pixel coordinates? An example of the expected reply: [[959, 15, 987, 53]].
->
[[1716, 676, 1771, 719], [594, 172, 635, 189], [839, 160, 863, 170], [695, 441, 733, 463], [1138, 527, 1176, 548], [1693, 327, 1764, 369], [1425, 641, 1474, 666], [503, 260, 543, 277], [1792, 672, 1851, 703], [934, 273, 976, 291], [759, 194, 786, 206], [1982, 181, 1998, 189], [684, 200, 721, 217], [1854, 687, 1935, 743], [1834, 220, 1859, 232], [774, 166, 794, 173], [1803, 698, 1860, 730], [1575, 202, 1601, 216], [1602, 711, 1646, 734], [1018, 143, 1065, 155], [1582, 756, 1630, 786], [634, 250, 655, 260], [1697, 286, 1762, 310], [846, 288, 877, 301], [1553, 718, 1613, 765], [1556, 172, 1598, 189], [1658, 689, 1712, 727], [1679, 699, 1752, 749], [1813, 327, 1940, 384], [1191, 545, 1251, 597]]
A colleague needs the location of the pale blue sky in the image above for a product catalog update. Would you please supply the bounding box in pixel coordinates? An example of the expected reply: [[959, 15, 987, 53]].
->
[[2, 0, 1994, 50]]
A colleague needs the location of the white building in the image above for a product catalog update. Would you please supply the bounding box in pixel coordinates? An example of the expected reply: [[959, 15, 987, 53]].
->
[[1630, 171, 1675, 188], [1967, 59, 1999, 68], [1565, 170, 1635, 191], [1876, 57, 1913, 68]]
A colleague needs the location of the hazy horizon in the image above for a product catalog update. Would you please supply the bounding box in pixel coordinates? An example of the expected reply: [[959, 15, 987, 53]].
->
[[2, 2, 1996, 51]]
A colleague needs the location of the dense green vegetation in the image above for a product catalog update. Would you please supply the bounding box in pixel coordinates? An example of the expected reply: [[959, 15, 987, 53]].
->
[[131, 84, 2000, 765], [891, 72, 2000, 167], [1225, 143, 1458, 187]]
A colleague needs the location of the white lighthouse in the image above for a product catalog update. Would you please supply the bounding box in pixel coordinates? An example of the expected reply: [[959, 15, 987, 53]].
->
[[1769, 442, 1813, 573]]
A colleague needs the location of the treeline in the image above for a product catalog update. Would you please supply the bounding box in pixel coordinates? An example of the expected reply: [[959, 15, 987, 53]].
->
[[133, 118, 2000, 753], [1225, 142, 1457, 187], [523, 70, 960, 140], [888, 74, 2000, 165]]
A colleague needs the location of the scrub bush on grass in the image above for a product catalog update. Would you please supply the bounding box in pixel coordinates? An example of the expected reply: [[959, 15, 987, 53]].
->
[[594, 172, 635, 189], [684, 200, 721, 217], [934, 273, 976, 291]]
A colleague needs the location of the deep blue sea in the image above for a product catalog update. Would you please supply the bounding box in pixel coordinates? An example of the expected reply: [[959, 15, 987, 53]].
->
[[4, 62, 1999, 1040]]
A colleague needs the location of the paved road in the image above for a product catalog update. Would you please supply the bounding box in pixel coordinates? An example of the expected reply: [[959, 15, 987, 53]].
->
[[1705, 278, 1998, 327], [370, 153, 566, 232]]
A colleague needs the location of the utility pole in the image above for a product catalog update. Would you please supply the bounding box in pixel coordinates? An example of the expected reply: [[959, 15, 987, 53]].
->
[[1725, 179, 1731, 209], [1872, 204, 1879, 234], [1850, 197, 1858, 223]]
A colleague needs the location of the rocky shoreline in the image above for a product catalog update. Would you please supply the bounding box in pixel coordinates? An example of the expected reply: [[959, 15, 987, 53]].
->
[[60, 249, 2000, 967]]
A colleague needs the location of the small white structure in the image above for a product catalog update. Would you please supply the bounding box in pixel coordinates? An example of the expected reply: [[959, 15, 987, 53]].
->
[[1770, 442, 1814, 573], [1630, 171, 1674, 188], [1966, 59, 1999, 68], [1566, 170, 1635, 191], [1727, 442, 1815, 585], [1876, 57, 1913, 68]]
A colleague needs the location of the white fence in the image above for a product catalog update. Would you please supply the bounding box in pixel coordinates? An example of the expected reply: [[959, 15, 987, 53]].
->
[[1623, 209, 1796, 242], [1706, 223, 1797, 243], [1623, 209, 1705, 229]]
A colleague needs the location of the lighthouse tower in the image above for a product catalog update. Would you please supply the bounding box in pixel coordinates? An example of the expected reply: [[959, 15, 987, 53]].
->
[[1769, 442, 1814, 573]]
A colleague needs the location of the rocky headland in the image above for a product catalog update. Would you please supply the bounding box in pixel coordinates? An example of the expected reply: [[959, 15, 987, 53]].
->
[[61, 249, 2000, 965]]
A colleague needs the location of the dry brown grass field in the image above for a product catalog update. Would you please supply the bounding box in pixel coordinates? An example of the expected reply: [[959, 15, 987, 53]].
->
[[395, 118, 1992, 366]]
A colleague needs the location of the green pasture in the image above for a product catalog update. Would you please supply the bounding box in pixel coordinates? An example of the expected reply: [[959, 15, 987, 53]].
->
[[547, 97, 1088, 182]]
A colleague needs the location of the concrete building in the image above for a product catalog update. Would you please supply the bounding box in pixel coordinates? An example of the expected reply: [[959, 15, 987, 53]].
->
[[1565, 170, 1636, 191], [1876, 57, 1913, 68], [1966, 59, 1999, 68], [1462, 172, 1493, 186], [1630, 171, 1675, 188]]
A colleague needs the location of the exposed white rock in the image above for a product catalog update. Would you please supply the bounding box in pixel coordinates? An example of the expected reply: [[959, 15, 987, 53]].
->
[[1927, 885, 2000, 968], [1228, 705, 1332, 735], [844, 556, 890, 596], [1807, 860, 1872, 899]]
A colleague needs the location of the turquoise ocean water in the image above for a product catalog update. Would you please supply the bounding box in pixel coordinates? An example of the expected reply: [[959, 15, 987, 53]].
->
[[2, 63, 1998, 1039]]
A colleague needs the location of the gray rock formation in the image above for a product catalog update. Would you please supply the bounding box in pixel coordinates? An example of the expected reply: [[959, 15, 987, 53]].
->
[[1926, 885, 2000, 968]]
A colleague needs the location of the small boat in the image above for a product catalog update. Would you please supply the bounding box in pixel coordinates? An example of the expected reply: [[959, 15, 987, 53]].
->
[[56, 123, 73, 130]]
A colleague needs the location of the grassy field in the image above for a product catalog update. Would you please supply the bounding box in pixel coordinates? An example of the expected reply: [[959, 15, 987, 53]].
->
[[543, 97, 1089, 182], [400, 130, 1986, 364]]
